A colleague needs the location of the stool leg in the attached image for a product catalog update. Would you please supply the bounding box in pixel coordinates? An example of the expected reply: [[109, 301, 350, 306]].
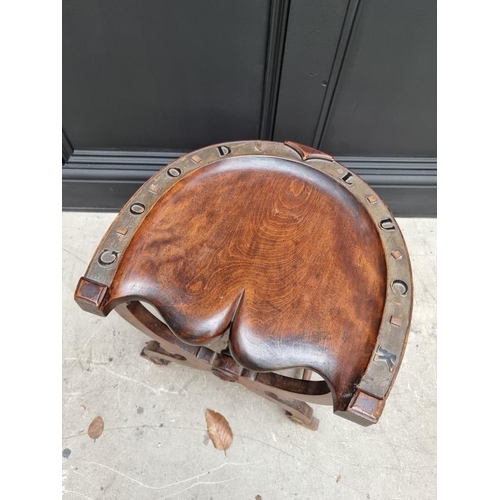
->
[[140, 340, 320, 430], [140, 341, 171, 366], [118, 304, 322, 430]]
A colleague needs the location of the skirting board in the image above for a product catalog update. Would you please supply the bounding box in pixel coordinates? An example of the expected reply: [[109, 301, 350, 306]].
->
[[62, 151, 436, 217]]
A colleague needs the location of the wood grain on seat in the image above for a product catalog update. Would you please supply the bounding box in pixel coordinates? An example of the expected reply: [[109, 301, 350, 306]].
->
[[107, 155, 387, 409]]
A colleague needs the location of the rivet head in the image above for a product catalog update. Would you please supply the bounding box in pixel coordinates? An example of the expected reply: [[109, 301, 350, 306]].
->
[[168, 168, 181, 177], [391, 250, 403, 260], [367, 195, 378, 204], [130, 203, 145, 215], [390, 316, 403, 327], [98, 250, 118, 266]]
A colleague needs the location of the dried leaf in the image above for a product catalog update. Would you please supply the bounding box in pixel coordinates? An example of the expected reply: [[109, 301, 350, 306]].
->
[[205, 409, 233, 454], [88, 416, 104, 440]]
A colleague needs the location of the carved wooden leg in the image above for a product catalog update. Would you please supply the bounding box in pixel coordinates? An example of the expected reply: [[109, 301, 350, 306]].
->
[[140, 340, 194, 366], [243, 384, 319, 431], [138, 336, 320, 430], [116, 302, 327, 430], [141, 341, 170, 365], [140, 338, 320, 430]]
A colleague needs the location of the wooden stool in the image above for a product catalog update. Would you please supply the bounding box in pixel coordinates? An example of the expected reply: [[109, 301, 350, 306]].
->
[[75, 141, 412, 430]]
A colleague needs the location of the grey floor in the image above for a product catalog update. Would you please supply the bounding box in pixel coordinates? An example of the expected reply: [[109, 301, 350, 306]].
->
[[63, 214, 436, 500]]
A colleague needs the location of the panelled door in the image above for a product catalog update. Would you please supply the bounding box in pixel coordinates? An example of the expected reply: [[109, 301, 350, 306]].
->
[[63, 0, 436, 216]]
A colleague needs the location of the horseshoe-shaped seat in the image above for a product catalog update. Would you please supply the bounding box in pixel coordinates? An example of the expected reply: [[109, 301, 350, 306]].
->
[[75, 140, 412, 429]]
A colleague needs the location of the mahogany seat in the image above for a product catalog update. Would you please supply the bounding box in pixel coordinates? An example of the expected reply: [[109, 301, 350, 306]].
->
[[75, 140, 412, 429]]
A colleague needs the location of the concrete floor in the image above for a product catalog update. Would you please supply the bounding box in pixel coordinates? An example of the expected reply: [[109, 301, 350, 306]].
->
[[62, 213, 436, 500]]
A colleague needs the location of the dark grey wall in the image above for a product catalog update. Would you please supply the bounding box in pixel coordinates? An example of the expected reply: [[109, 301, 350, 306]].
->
[[273, 0, 349, 146], [63, 0, 436, 216], [319, 0, 437, 157], [63, 0, 270, 151]]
